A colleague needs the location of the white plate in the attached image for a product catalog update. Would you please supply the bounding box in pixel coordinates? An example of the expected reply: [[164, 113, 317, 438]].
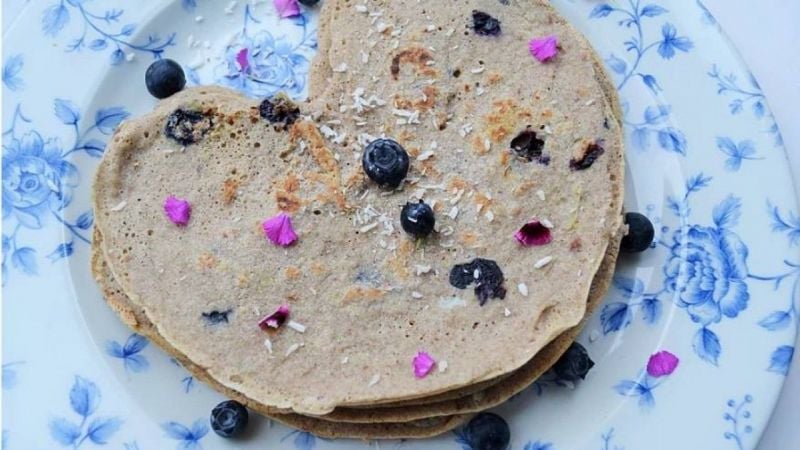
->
[[3, 1, 798, 449]]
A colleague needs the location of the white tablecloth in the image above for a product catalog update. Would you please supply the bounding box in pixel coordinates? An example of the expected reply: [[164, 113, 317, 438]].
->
[[702, 1, 800, 449]]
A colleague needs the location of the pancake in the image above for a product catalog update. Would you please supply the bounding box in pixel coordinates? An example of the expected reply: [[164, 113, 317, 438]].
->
[[92, 0, 623, 416], [92, 228, 618, 435]]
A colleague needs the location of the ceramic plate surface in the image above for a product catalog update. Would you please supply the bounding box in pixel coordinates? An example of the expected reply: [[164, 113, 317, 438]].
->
[[2, 1, 798, 449]]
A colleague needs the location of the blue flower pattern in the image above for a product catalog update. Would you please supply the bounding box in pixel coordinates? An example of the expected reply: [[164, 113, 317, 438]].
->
[[2, 1, 797, 449], [49, 376, 123, 448], [2, 101, 129, 282], [105, 334, 149, 373], [41, 0, 175, 64], [161, 420, 208, 450], [590, 1, 691, 155]]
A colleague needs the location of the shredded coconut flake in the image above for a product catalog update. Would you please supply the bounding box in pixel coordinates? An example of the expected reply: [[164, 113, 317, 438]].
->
[[355, 4, 368, 13], [110, 200, 128, 212], [536, 190, 546, 201], [411, 291, 424, 299], [518, 283, 529, 297], [471, 67, 486, 74], [417, 150, 435, 161], [415, 264, 432, 275], [541, 218, 554, 229], [285, 342, 303, 357], [341, 356, 349, 364], [264, 338, 273, 354], [534, 256, 554, 269], [333, 62, 348, 73], [287, 320, 306, 333], [368, 374, 381, 387], [504, 307, 512, 317]]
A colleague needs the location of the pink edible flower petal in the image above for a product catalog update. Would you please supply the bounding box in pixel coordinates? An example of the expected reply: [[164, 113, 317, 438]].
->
[[647, 351, 679, 377], [514, 220, 553, 246], [258, 305, 291, 330], [163, 195, 192, 226], [263, 213, 298, 247], [529, 35, 559, 62], [274, 0, 301, 18], [413, 351, 436, 379], [236, 48, 250, 73]]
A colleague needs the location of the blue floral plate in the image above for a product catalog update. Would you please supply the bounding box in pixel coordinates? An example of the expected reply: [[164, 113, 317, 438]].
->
[[2, 1, 798, 449]]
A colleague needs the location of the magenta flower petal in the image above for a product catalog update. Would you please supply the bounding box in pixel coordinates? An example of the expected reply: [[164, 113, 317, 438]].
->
[[236, 48, 250, 72], [163, 195, 191, 226], [647, 351, 679, 377], [413, 352, 436, 378], [274, 0, 301, 18], [514, 220, 553, 246], [258, 305, 290, 330], [529, 35, 559, 62], [263, 213, 298, 247]]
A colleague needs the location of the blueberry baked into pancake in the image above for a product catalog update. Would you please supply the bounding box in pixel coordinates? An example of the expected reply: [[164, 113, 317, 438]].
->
[[90, 0, 651, 440]]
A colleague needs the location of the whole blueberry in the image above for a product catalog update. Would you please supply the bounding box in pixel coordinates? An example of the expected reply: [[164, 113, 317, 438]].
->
[[621, 212, 655, 253], [298, 0, 320, 6], [210, 400, 249, 438], [401, 200, 435, 237], [145, 59, 186, 99], [463, 412, 510, 450], [362, 139, 410, 188], [553, 342, 595, 382]]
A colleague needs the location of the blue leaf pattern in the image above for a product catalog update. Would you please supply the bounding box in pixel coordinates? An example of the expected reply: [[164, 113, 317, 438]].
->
[[49, 418, 81, 446], [716, 137, 759, 171], [524, 441, 555, 450], [2, 55, 25, 91], [162, 420, 208, 450], [767, 346, 793, 375], [94, 107, 130, 134], [42, 4, 70, 37], [106, 334, 150, 373], [47, 242, 74, 262], [712, 195, 742, 229], [641, 298, 662, 324], [657, 23, 694, 59], [657, 128, 687, 154], [11, 247, 38, 275], [693, 327, 721, 365], [589, 4, 614, 18], [70, 376, 100, 417], [600, 302, 631, 334], [612, 276, 644, 298], [87, 417, 123, 444], [606, 54, 627, 75], [758, 311, 791, 331], [640, 4, 668, 17]]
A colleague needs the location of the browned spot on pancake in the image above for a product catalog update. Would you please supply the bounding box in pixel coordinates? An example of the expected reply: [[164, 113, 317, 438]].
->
[[498, 150, 510, 167], [471, 134, 489, 155], [541, 109, 554, 119], [407, 146, 421, 158], [306, 172, 348, 210], [485, 99, 532, 143], [344, 170, 366, 189], [283, 172, 300, 193], [285, 266, 301, 280], [390, 47, 438, 80], [487, 72, 503, 85], [458, 231, 481, 248], [395, 85, 438, 112], [276, 190, 302, 213], [198, 252, 217, 269], [341, 286, 385, 304], [310, 262, 327, 275], [289, 121, 339, 175], [570, 238, 583, 252], [448, 177, 468, 191], [513, 180, 537, 197], [222, 178, 240, 205], [388, 240, 414, 280], [236, 273, 251, 288], [397, 129, 416, 144], [474, 192, 493, 211], [419, 158, 441, 180]]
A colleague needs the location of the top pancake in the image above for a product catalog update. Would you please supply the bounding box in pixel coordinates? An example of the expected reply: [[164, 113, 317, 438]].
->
[[92, 0, 624, 415]]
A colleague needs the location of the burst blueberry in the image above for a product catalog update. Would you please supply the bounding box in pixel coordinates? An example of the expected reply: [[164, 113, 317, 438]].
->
[[401, 200, 435, 237], [621, 212, 655, 253], [449, 258, 507, 305], [362, 138, 410, 188], [210, 400, 249, 438], [298, 0, 320, 6], [145, 59, 186, 99], [164, 109, 213, 145], [259, 93, 300, 130], [463, 412, 510, 450], [472, 10, 501, 36], [553, 342, 595, 382]]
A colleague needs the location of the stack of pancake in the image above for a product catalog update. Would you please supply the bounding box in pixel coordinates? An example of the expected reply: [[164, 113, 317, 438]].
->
[[91, 0, 624, 439]]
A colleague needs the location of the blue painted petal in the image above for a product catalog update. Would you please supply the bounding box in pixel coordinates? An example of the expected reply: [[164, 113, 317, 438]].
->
[[95, 107, 130, 134], [641, 298, 662, 324], [612, 276, 644, 298], [589, 4, 614, 18], [11, 247, 38, 275], [54, 99, 80, 125], [161, 422, 192, 440], [87, 417, 123, 444], [190, 419, 209, 439], [124, 334, 149, 355], [768, 346, 794, 375], [657, 128, 687, 155], [693, 327, 721, 365], [614, 379, 643, 396], [718, 230, 749, 279], [124, 354, 150, 373], [687, 300, 721, 325], [712, 195, 742, 229], [758, 311, 791, 331], [70, 376, 100, 417], [105, 341, 125, 358], [719, 279, 748, 318], [42, 4, 70, 37], [49, 418, 81, 446]]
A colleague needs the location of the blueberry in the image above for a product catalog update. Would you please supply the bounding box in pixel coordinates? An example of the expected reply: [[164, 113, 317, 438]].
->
[[621, 212, 655, 253], [463, 412, 510, 450], [298, 0, 320, 6], [259, 93, 300, 130], [210, 400, 249, 438], [362, 139, 410, 188], [164, 109, 213, 145], [202, 309, 231, 326], [401, 200, 435, 237], [510, 129, 545, 162], [145, 59, 186, 99], [472, 11, 501, 36], [553, 342, 595, 382]]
